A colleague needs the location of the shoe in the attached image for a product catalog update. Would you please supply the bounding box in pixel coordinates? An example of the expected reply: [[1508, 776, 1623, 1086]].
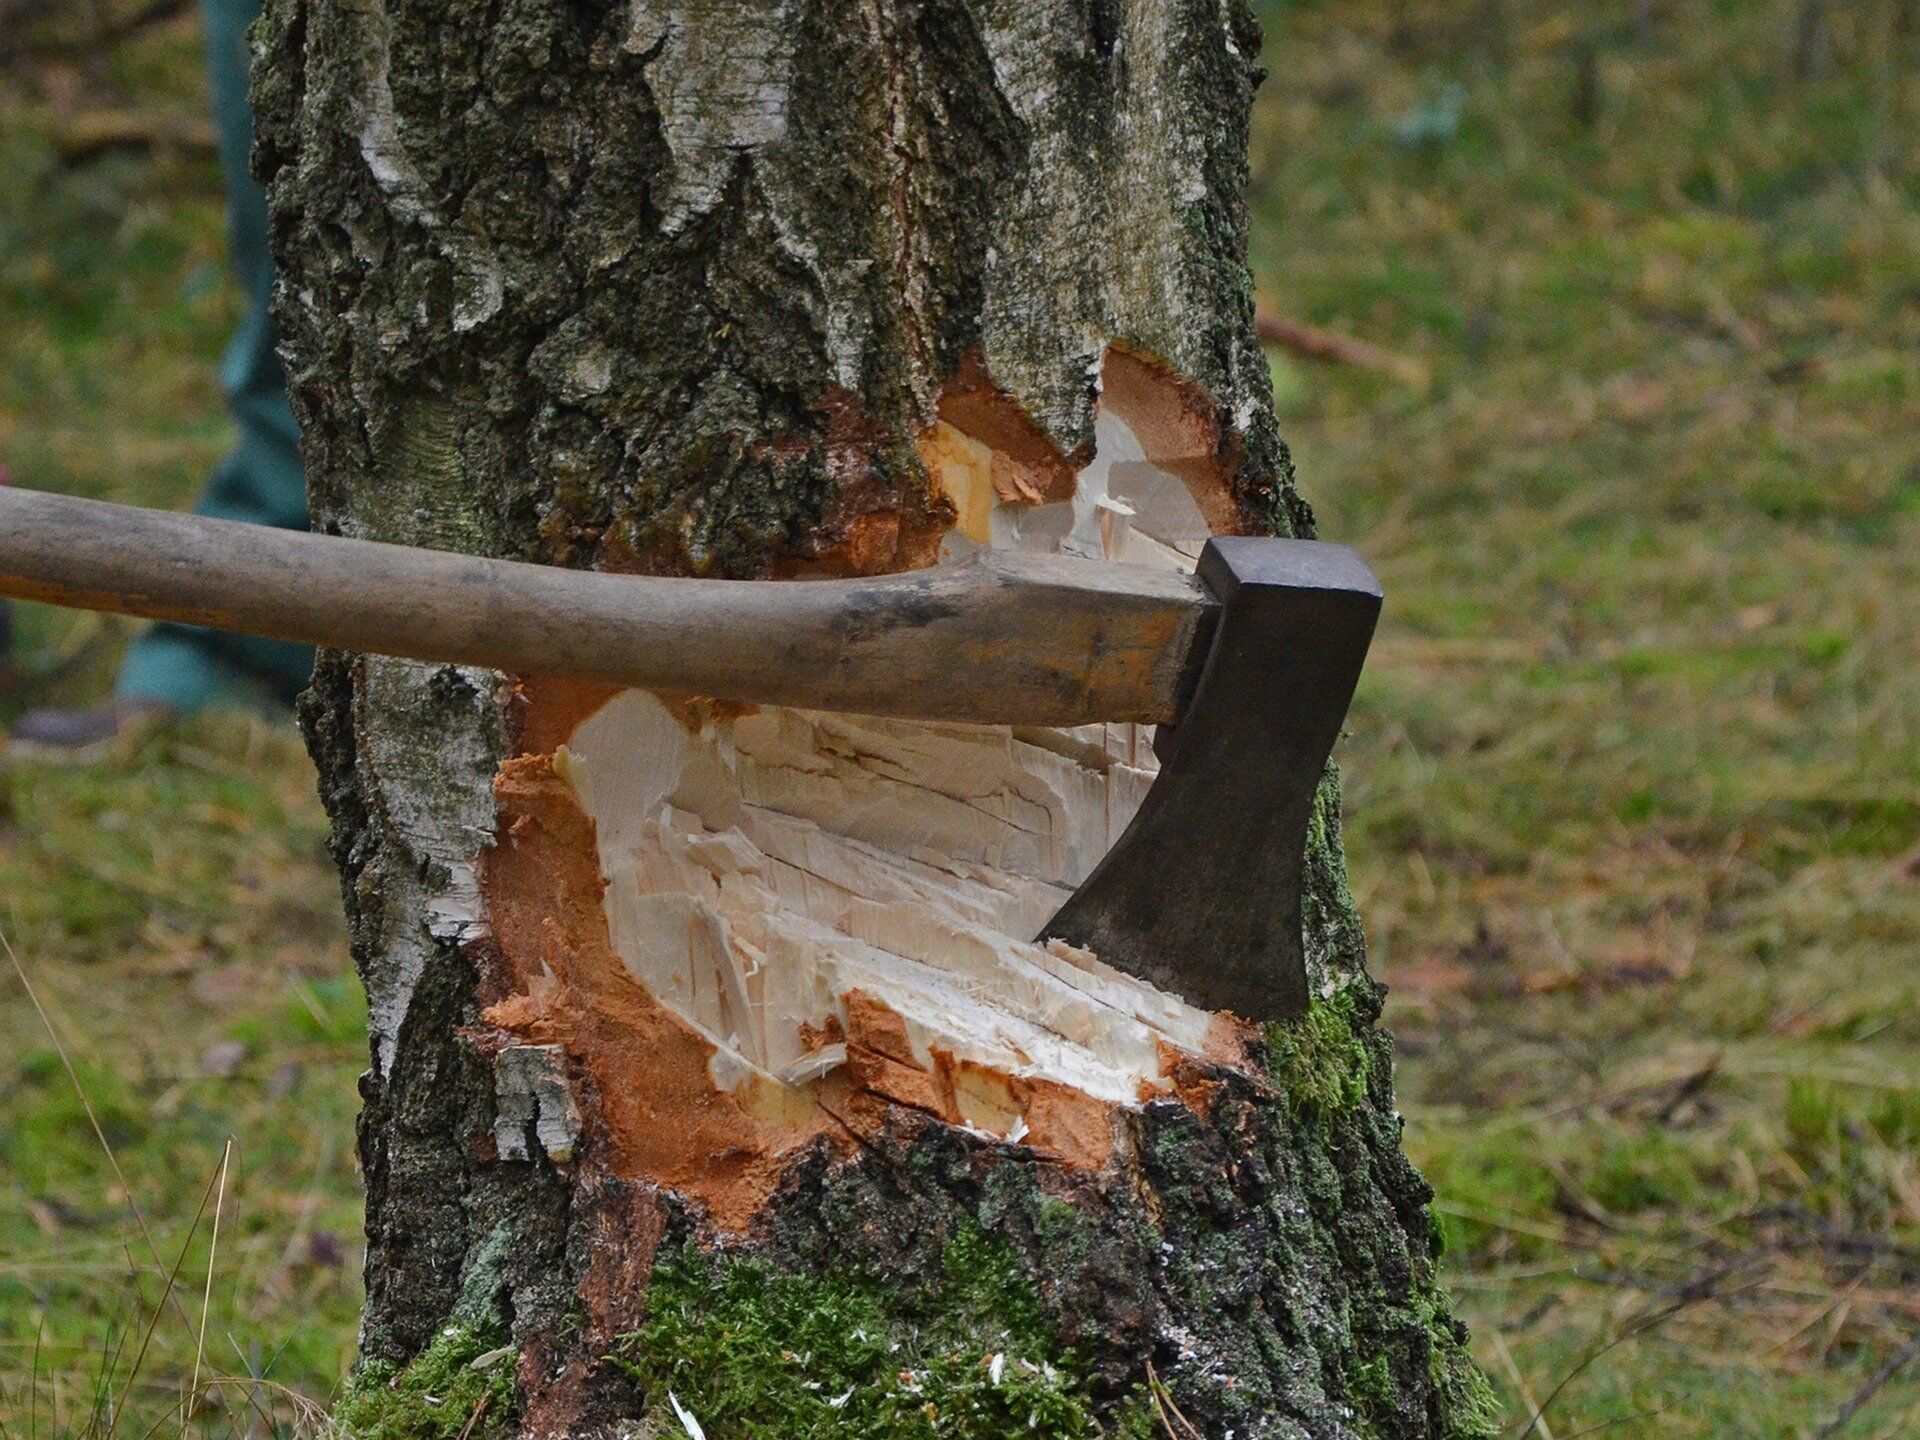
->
[[9, 696, 175, 754]]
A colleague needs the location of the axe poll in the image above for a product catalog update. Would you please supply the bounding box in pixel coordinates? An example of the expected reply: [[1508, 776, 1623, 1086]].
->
[[0, 486, 1380, 1022]]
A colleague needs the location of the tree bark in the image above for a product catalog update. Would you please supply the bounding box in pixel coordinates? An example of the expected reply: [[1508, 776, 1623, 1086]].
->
[[255, 2, 1492, 1436]]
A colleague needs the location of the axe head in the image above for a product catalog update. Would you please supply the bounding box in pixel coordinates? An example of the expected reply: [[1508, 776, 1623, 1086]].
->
[[1039, 536, 1382, 1023]]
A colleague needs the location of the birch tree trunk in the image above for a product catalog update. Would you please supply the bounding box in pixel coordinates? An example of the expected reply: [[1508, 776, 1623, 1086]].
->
[[254, 3, 1493, 1436]]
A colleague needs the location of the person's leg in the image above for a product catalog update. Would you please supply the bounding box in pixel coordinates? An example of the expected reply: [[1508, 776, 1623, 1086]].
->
[[16, 0, 309, 748], [13, 0, 310, 748], [115, 0, 311, 712]]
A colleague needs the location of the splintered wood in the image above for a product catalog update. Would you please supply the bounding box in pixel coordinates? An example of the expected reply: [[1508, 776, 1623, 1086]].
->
[[499, 354, 1243, 1192], [559, 693, 1198, 1117]]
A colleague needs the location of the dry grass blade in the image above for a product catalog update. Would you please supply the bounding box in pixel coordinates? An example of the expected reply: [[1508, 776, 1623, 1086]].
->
[[1144, 1362, 1204, 1440], [455, 1391, 493, 1440], [190, 1376, 329, 1439], [185, 1141, 231, 1437], [1489, 1329, 1555, 1440], [89, 1323, 131, 1435], [105, 1154, 229, 1440], [221, 1338, 286, 1440], [31, 1323, 43, 1440]]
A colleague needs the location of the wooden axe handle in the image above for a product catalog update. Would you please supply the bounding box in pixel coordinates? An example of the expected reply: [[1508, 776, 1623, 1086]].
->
[[0, 487, 1216, 728]]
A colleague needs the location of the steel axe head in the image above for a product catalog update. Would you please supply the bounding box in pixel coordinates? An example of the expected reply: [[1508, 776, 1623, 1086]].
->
[[1039, 537, 1383, 1023]]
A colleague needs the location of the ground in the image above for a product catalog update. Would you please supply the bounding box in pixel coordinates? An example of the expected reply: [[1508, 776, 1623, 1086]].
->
[[1, 1, 1917, 1436]]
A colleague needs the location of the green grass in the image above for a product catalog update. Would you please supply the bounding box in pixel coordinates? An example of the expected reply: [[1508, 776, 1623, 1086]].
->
[[1253, 2, 1920, 1435], [0, 17, 364, 1436], [0, 717, 363, 1438], [4, 1, 1920, 1436]]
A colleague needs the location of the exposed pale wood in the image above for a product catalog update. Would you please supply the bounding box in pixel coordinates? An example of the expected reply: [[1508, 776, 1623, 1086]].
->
[[554, 388, 1227, 1155], [0, 487, 1212, 727], [563, 694, 1214, 1130]]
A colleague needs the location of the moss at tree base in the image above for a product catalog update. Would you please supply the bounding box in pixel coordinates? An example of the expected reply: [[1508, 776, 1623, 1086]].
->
[[333, 1324, 518, 1440], [1263, 985, 1377, 1125], [615, 1228, 1156, 1439]]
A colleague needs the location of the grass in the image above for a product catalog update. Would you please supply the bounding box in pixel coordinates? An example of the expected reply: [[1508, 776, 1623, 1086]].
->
[[2, 0, 1919, 1436], [0, 718, 363, 1438], [0, 11, 364, 1437], [1252, 1, 1920, 1435]]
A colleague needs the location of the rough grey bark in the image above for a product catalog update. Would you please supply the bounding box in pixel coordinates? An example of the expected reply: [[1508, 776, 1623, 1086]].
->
[[255, 2, 1488, 1436]]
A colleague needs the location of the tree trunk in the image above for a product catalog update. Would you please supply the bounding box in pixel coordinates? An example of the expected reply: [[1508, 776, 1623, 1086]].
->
[[255, 2, 1492, 1436]]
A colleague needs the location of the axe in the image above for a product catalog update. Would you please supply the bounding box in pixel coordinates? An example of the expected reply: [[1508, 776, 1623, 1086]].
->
[[0, 486, 1380, 1022]]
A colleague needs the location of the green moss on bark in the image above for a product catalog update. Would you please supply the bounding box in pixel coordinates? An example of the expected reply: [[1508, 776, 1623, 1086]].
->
[[333, 1324, 517, 1440], [615, 1227, 1153, 1439], [1432, 1342, 1502, 1440], [1264, 985, 1376, 1123], [1419, 1287, 1502, 1440]]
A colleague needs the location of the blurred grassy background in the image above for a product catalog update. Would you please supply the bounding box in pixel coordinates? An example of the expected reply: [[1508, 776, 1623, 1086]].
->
[[1, 1, 1918, 1436]]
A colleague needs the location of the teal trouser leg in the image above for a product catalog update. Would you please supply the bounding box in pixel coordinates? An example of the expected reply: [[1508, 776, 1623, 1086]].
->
[[117, 0, 312, 710]]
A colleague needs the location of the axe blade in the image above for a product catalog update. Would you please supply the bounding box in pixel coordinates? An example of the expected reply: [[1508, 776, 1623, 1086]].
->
[[1039, 537, 1382, 1024]]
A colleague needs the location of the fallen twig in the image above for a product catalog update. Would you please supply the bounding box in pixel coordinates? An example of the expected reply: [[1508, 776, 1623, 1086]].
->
[[1254, 308, 1430, 387], [51, 110, 218, 165], [1812, 1330, 1920, 1438]]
